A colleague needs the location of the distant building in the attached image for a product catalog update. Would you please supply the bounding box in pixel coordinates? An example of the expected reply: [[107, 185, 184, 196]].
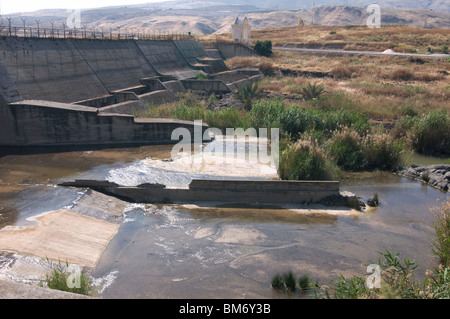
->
[[231, 17, 251, 45]]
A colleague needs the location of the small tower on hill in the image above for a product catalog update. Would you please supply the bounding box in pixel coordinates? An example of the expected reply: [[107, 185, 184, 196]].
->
[[231, 17, 251, 45]]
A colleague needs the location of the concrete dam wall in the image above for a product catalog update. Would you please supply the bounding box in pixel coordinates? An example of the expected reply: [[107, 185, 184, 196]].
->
[[0, 37, 262, 147]]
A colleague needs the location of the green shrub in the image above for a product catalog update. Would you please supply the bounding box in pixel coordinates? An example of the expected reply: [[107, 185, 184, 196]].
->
[[298, 275, 313, 293], [327, 128, 367, 171], [235, 81, 262, 110], [431, 200, 450, 268], [302, 82, 325, 100], [248, 98, 285, 130], [204, 107, 250, 132], [279, 138, 338, 181], [363, 132, 404, 171], [254, 40, 273, 57], [323, 109, 370, 137], [271, 271, 296, 292], [280, 106, 323, 138], [194, 72, 208, 80], [41, 259, 92, 296], [410, 110, 450, 155]]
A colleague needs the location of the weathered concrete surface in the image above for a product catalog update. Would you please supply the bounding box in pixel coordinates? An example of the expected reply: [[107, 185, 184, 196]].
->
[[0, 37, 110, 103], [136, 40, 199, 80], [60, 179, 341, 205], [1, 100, 207, 146], [0, 209, 119, 268], [216, 42, 257, 59], [72, 39, 159, 92], [173, 40, 208, 67], [0, 279, 93, 299], [181, 79, 231, 94]]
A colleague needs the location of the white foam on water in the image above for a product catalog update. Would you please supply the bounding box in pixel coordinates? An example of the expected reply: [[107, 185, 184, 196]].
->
[[91, 270, 119, 294]]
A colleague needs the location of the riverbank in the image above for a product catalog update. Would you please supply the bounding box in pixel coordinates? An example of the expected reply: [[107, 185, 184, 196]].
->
[[397, 164, 450, 192]]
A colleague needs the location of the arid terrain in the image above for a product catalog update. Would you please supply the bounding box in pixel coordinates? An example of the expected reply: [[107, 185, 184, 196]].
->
[[2, 2, 449, 35]]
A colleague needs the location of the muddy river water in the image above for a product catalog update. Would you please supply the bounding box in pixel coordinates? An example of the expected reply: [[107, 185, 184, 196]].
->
[[0, 141, 448, 298]]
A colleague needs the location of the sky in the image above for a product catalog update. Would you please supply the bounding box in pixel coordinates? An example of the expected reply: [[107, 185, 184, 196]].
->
[[0, 0, 168, 14]]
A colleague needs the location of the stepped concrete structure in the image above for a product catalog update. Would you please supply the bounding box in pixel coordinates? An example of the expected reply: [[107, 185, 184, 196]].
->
[[0, 37, 263, 148]]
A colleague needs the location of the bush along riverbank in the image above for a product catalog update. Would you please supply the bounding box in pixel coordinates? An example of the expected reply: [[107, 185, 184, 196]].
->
[[138, 90, 448, 191]]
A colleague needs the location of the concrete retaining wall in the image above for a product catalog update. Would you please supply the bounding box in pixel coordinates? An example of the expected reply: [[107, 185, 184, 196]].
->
[[71, 39, 158, 92], [0, 37, 110, 103], [3, 100, 206, 146], [181, 79, 231, 94], [61, 179, 340, 205], [217, 43, 257, 59], [136, 40, 199, 80]]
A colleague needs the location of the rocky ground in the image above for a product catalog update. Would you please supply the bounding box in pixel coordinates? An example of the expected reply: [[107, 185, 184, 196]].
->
[[397, 164, 450, 192]]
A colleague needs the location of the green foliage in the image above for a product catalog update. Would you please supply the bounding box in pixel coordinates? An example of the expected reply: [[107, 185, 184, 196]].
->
[[301, 82, 325, 100], [204, 107, 250, 132], [410, 110, 450, 155], [431, 200, 450, 268], [279, 138, 339, 181], [253, 40, 273, 57], [235, 81, 263, 110], [441, 45, 449, 54], [271, 271, 315, 295], [363, 131, 404, 171], [330, 275, 370, 299], [248, 98, 284, 129], [298, 274, 313, 293], [271, 271, 296, 292], [42, 259, 92, 296], [327, 128, 367, 171], [194, 72, 208, 80]]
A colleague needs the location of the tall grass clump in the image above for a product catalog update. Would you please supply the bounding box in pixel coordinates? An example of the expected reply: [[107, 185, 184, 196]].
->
[[410, 110, 450, 155], [431, 200, 450, 268], [271, 271, 315, 294], [327, 128, 367, 171], [41, 259, 92, 296], [362, 131, 404, 171], [248, 98, 285, 130], [279, 137, 339, 181]]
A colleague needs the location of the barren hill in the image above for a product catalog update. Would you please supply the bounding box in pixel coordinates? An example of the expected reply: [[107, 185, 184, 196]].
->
[[2, 3, 449, 36]]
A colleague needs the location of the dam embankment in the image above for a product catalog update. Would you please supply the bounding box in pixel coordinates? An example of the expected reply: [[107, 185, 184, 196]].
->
[[0, 37, 262, 148]]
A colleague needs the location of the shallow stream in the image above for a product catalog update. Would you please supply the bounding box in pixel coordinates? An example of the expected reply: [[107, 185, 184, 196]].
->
[[0, 143, 448, 298]]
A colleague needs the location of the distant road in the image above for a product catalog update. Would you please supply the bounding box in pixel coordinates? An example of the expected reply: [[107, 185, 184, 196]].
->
[[274, 46, 450, 59]]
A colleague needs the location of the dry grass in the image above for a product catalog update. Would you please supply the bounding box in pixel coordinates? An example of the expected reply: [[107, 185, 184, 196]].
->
[[249, 25, 450, 53], [219, 25, 449, 121]]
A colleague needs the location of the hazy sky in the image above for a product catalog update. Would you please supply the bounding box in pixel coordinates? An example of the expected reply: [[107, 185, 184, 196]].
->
[[0, 0, 167, 14]]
